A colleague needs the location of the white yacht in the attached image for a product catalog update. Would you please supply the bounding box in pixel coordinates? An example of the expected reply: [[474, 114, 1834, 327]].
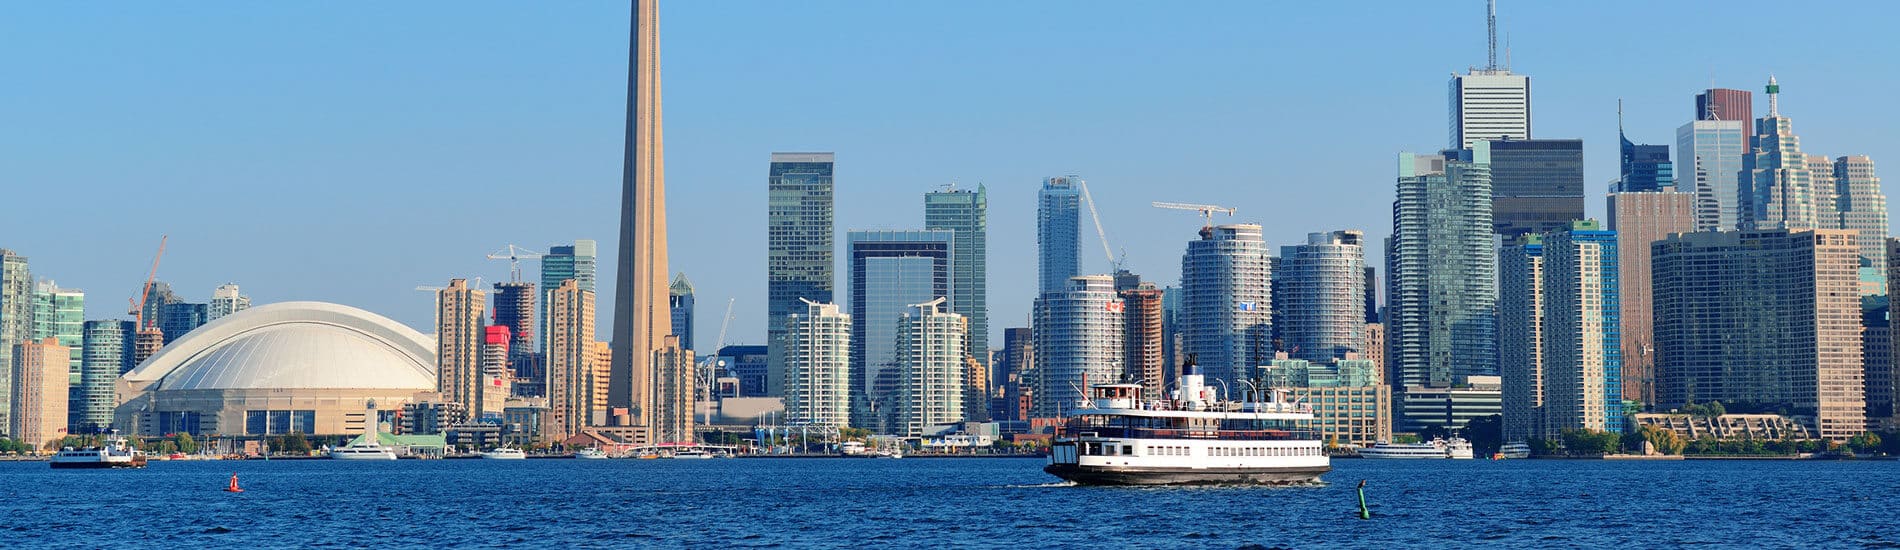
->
[[573, 448, 611, 460], [1045, 367, 1329, 486], [480, 448, 527, 460], [330, 400, 398, 460], [50, 435, 147, 469], [1498, 441, 1531, 459], [670, 448, 713, 459], [1358, 437, 1475, 459]]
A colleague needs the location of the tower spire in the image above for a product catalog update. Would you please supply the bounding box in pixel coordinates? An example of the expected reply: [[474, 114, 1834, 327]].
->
[[1486, 0, 1498, 71], [1766, 74, 1780, 117], [1617, 98, 1624, 137]]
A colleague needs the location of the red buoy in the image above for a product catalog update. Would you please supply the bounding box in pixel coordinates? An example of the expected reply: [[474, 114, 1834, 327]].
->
[[225, 473, 244, 493]]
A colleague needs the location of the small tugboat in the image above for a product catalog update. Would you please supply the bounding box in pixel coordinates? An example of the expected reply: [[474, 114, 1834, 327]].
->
[[50, 434, 148, 469], [1045, 363, 1329, 485]]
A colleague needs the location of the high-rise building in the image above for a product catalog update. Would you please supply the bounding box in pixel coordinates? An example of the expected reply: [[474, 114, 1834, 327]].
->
[[994, 327, 1032, 422], [1031, 275, 1123, 418], [539, 239, 597, 343], [1363, 266, 1379, 323], [1653, 229, 1863, 440], [1695, 87, 1753, 144], [1488, 139, 1585, 237], [1278, 231, 1367, 363], [784, 300, 850, 428], [479, 326, 513, 418], [29, 281, 83, 382], [1617, 116, 1674, 193], [609, 0, 691, 443], [1886, 238, 1900, 427], [1179, 224, 1273, 389], [1541, 221, 1621, 434], [1498, 235, 1544, 442], [436, 279, 487, 417], [1677, 116, 1748, 232], [924, 184, 988, 369], [1118, 280, 1165, 399], [1450, 70, 1531, 149], [1362, 322, 1384, 383], [1833, 156, 1889, 296], [76, 320, 128, 432], [1388, 152, 1498, 391], [1606, 191, 1696, 406], [1740, 77, 1827, 232], [715, 345, 769, 398], [767, 152, 837, 398], [668, 273, 694, 353], [546, 279, 596, 442], [1864, 302, 1893, 427], [491, 281, 535, 367], [10, 338, 69, 450], [893, 298, 966, 437], [1038, 176, 1083, 295], [207, 284, 250, 321], [1264, 354, 1391, 447], [158, 302, 209, 342], [846, 230, 951, 432], [0, 249, 33, 430]]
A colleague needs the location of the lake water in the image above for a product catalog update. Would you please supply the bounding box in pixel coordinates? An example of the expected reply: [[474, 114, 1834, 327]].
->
[[3, 457, 1896, 547]]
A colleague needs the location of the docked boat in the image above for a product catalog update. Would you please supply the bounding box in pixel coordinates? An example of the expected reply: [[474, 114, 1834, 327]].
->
[[330, 400, 399, 460], [670, 448, 713, 459], [50, 436, 147, 469], [573, 448, 611, 460], [1498, 441, 1531, 459], [1358, 437, 1476, 459], [480, 448, 527, 460], [1045, 367, 1329, 486]]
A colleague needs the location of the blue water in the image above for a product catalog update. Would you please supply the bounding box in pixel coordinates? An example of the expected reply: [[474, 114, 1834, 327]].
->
[[3, 458, 1896, 548]]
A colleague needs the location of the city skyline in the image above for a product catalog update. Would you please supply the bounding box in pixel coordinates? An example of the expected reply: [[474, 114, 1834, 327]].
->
[[10, 2, 1900, 349]]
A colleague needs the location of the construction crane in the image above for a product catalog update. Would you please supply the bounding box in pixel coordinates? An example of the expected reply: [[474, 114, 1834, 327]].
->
[[415, 277, 483, 329], [485, 245, 545, 283], [1077, 180, 1118, 266], [127, 235, 168, 330], [1152, 201, 1236, 229], [699, 297, 736, 424]]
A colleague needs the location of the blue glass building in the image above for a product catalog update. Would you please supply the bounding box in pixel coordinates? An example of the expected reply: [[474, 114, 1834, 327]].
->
[[846, 230, 951, 432]]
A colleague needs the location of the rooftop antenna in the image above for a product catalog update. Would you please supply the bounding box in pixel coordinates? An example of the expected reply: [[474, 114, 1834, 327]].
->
[[1486, 0, 1497, 71], [1505, 33, 1512, 71], [1617, 98, 1624, 137]]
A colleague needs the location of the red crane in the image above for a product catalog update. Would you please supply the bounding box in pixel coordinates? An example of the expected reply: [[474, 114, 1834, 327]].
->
[[127, 236, 168, 330]]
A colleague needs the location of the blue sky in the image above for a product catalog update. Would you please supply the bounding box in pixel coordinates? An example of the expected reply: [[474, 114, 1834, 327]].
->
[[6, 1, 1900, 348]]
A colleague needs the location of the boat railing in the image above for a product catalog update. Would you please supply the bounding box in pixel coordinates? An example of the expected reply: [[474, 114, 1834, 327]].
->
[[1066, 426, 1320, 441]]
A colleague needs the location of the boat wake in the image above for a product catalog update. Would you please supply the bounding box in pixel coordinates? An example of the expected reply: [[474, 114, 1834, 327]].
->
[[1002, 481, 1078, 488]]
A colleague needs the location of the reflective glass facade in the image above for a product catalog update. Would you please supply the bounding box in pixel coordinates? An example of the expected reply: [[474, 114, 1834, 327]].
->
[[768, 153, 836, 397], [1487, 139, 1585, 237], [847, 230, 950, 430]]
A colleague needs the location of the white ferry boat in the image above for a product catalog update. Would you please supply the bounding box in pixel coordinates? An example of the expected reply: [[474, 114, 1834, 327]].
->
[[480, 448, 527, 460], [50, 436, 147, 469], [1045, 368, 1329, 486], [573, 448, 611, 460], [1358, 436, 1476, 459], [1498, 441, 1531, 459], [670, 448, 714, 459]]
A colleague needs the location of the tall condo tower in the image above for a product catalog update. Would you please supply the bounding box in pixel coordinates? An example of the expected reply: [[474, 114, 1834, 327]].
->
[[893, 298, 966, 437], [1179, 224, 1273, 390], [1498, 235, 1545, 442], [491, 281, 536, 368], [1387, 152, 1498, 398], [1278, 231, 1368, 363], [1031, 275, 1123, 418], [766, 152, 836, 398], [609, 0, 692, 441], [77, 320, 128, 431], [547, 279, 598, 442], [1540, 221, 1621, 434], [784, 299, 851, 428], [436, 279, 487, 417], [924, 184, 988, 369], [207, 284, 250, 321], [0, 249, 31, 429], [1038, 177, 1083, 295]]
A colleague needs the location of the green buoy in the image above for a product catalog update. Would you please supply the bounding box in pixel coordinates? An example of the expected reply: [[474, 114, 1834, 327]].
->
[[1356, 480, 1371, 519]]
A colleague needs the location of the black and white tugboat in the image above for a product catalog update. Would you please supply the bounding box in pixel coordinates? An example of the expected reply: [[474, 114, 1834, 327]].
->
[[1045, 364, 1329, 485]]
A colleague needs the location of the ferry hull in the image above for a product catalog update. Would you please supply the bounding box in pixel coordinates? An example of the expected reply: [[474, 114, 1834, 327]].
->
[[50, 459, 146, 469], [1044, 463, 1329, 486]]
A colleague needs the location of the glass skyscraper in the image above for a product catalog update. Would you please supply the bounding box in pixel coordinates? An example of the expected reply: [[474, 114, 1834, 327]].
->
[[1387, 151, 1498, 393], [1037, 176, 1082, 296], [1618, 129, 1674, 193], [1276, 231, 1365, 363], [77, 320, 130, 432], [1487, 139, 1584, 237], [1032, 275, 1123, 418], [0, 249, 32, 430], [1541, 221, 1621, 434], [846, 230, 950, 432], [669, 273, 694, 353], [1678, 119, 1747, 231], [768, 152, 836, 398], [29, 281, 83, 382], [540, 239, 597, 348], [924, 185, 988, 368], [1741, 78, 1824, 231]]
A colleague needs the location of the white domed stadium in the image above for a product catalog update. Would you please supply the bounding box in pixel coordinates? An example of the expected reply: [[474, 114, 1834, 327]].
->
[[116, 301, 438, 437]]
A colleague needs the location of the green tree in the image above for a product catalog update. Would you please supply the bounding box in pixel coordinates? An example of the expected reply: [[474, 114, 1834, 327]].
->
[[172, 433, 199, 454], [1462, 414, 1504, 457], [281, 432, 312, 454], [1848, 432, 1882, 454]]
